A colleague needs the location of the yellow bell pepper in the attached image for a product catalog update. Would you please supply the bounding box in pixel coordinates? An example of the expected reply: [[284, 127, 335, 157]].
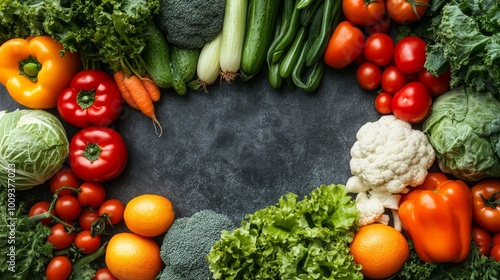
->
[[0, 36, 81, 109]]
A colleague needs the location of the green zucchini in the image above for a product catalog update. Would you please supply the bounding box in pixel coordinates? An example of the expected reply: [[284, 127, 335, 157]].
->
[[170, 46, 200, 95], [141, 21, 174, 89], [240, 0, 279, 80]]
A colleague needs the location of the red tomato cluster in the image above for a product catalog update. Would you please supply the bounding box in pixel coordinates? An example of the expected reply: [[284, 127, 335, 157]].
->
[[324, 0, 451, 124], [29, 168, 123, 280]]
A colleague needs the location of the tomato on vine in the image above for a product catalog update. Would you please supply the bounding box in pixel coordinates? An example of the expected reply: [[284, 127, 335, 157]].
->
[[46, 256, 72, 280], [386, 0, 430, 24], [29, 201, 53, 225], [342, 0, 386, 26], [79, 209, 100, 231], [78, 182, 107, 208], [93, 267, 118, 280], [47, 223, 76, 250], [75, 230, 102, 255], [50, 167, 80, 197], [55, 195, 82, 222], [98, 199, 125, 225]]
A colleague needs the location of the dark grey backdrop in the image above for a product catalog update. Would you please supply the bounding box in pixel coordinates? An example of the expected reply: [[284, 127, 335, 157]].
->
[[1, 66, 380, 224]]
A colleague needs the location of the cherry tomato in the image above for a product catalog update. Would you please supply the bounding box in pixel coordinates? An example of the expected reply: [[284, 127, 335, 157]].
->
[[381, 65, 407, 94], [55, 195, 82, 222], [386, 0, 430, 24], [356, 62, 382, 90], [29, 201, 53, 225], [93, 267, 118, 280], [366, 15, 392, 35], [78, 182, 106, 208], [50, 168, 79, 197], [374, 92, 393, 114], [46, 256, 72, 280], [79, 209, 100, 231], [472, 226, 492, 256], [364, 33, 394, 66], [342, 0, 386, 26], [417, 68, 451, 96], [394, 36, 427, 74], [392, 82, 432, 123], [324, 21, 365, 69], [47, 223, 76, 250], [491, 245, 500, 261], [98, 199, 125, 225], [75, 230, 102, 255]]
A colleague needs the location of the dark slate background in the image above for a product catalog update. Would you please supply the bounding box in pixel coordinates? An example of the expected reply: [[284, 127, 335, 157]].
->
[[1, 65, 380, 225]]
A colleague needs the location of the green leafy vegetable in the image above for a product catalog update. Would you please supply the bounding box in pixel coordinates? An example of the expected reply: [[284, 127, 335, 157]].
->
[[0, 189, 54, 280], [423, 86, 500, 182], [397, 0, 500, 97], [207, 184, 362, 279], [0, 0, 160, 73], [0, 109, 69, 190]]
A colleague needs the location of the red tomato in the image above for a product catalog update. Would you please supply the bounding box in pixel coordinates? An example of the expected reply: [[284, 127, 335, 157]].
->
[[98, 199, 125, 225], [364, 33, 394, 66], [417, 68, 451, 96], [391, 82, 432, 123], [29, 201, 53, 225], [381, 65, 407, 94], [79, 209, 100, 231], [75, 230, 102, 255], [471, 179, 500, 233], [47, 223, 76, 250], [50, 168, 80, 197], [394, 36, 427, 74], [493, 233, 500, 246], [386, 0, 430, 24], [78, 182, 106, 208], [55, 195, 82, 222], [93, 267, 118, 280], [491, 245, 500, 261], [46, 256, 72, 280], [342, 0, 386, 26], [324, 21, 365, 69], [472, 226, 492, 256], [374, 92, 393, 114], [366, 14, 392, 35], [69, 126, 128, 182], [356, 62, 382, 90]]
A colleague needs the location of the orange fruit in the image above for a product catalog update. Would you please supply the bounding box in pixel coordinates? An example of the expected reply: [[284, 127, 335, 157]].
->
[[123, 194, 175, 237], [349, 223, 409, 279], [105, 232, 163, 280]]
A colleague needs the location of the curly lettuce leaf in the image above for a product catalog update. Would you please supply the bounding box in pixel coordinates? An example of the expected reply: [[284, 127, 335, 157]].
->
[[208, 184, 362, 280]]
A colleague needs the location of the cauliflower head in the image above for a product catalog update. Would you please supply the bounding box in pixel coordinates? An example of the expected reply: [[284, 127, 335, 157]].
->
[[348, 115, 435, 194]]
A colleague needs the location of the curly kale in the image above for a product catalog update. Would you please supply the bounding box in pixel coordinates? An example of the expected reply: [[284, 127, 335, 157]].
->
[[159, 210, 236, 280]]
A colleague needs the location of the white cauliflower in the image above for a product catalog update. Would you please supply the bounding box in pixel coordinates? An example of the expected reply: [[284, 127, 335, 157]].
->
[[346, 115, 435, 230], [347, 115, 435, 194]]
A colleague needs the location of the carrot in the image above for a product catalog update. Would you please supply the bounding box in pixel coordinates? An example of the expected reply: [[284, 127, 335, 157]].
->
[[114, 71, 139, 110], [141, 76, 161, 102], [123, 74, 163, 136]]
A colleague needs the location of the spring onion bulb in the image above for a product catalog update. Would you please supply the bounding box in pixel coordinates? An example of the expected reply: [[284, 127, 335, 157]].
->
[[195, 32, 223, 91], [219, 0, 247, 83]]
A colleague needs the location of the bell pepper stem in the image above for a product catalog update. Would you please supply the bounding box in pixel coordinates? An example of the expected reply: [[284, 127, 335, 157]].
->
[[19, 56, 42, 82]]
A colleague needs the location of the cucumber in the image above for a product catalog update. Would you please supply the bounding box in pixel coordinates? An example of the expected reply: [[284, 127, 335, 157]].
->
[[170, 46, 200, 95], [141, 21, 174, 89], [240, 0, 279, 80]]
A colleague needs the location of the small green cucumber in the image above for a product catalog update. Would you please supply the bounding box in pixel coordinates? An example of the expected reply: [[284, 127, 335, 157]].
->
[[170, 46, 201, 95], [240, 0, 279, 80], [141, 22, 174, 89]]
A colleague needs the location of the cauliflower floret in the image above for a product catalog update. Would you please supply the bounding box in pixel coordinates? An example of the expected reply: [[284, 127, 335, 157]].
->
[[354, 191, 402, 231], [348, 115, 435, 194]]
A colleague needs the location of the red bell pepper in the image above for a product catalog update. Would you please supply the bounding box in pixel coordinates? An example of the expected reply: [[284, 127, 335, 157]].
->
[[69, 126, 128, 182], [399, 173, 473, 263], [57, 69, 123, 127]]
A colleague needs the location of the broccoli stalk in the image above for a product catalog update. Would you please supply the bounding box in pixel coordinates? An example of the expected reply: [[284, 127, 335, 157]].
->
[[159, 210, 236, 280]]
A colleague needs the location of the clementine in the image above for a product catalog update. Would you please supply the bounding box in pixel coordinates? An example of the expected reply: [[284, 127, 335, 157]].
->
[[123, 194, 175, 237]]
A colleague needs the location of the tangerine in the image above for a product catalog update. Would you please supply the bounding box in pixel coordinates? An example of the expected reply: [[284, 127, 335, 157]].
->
[[105, 232, 163, 280], [349, 223, 409, 279], [123, 194, 175, 237]]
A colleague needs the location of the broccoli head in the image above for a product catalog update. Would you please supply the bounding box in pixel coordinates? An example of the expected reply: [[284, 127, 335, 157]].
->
[[160, 209, 236, 280], [156, 0, 226, 49]]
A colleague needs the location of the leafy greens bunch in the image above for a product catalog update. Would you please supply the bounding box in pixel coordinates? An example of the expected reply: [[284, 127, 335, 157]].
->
[[398, 0, 500, 98], [207, 184, 362, 279], [0, 0, 160, 73]]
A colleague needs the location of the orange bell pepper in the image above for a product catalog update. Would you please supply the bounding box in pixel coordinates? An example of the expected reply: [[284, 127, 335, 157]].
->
[[399, 173, 473, 263], [0, 36, 81, 109]]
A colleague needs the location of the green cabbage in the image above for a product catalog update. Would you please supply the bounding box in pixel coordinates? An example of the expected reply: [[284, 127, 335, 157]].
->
[[423, 87, 500, 182], [0, 109, 69, 190]]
